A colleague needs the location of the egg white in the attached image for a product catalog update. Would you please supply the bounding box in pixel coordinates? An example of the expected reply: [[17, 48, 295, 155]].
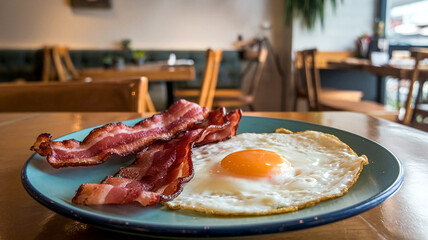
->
[[164, 130, 368, 215]]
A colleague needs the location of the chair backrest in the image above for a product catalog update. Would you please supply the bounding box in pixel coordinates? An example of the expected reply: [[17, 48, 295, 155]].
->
[[198, 49, 222, 110], [294, 51, 306, 98], [51, 46, 80, 82], [402, 47, 428, 126], [0, 77, 150, 113], [294, 50, 353, 100], [300, 48, 322, 111], [245, 48, 268, 99], [83, 77, 156, 113], [315, 51, 354, 68], [42, 47, 54, 82]]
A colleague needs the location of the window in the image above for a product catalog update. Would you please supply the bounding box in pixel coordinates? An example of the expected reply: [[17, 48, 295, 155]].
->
[[386, 0, 428, 45]]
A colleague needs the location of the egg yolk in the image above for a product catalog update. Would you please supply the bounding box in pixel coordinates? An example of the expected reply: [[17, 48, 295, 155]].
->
[[220, 149, 288, 178]]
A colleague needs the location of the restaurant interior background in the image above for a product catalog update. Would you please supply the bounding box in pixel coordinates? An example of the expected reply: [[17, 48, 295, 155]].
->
[[0, 0, 427, 112], [2, 1, 428, 239]]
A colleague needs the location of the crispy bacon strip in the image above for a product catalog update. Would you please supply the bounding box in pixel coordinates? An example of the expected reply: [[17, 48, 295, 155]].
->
[[72, 178, 161, 206], [196, 107, 241, 146], [31, 100, 208, 168], [72, 108, 243, 206]]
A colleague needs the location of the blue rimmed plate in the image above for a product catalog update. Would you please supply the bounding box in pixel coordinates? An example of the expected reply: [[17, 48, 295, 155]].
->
[[22, 116, 403, 238]]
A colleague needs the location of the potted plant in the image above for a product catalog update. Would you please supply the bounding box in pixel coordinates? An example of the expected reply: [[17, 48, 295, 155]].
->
[[285, 0, 341, 30], [101, 55, 113, 69], [132, 50, 147, 65], [121, 39, 131, 50]]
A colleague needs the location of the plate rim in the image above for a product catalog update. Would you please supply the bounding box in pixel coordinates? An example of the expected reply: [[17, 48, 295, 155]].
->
[[21, 116, 404, 238]]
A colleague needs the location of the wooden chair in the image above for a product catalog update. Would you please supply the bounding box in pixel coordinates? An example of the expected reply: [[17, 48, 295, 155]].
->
[[51, 46, 80, 82], [315, 51, 355, 69], [82, 77, 156, 112], [42, 45, 155, 112], [402, 47, 428, 130], [41, 45, 80, 82], [174, 49, 223, 110], [0, 77, 152, 113], [293, 49, 364, 111], [41, 47, 54, 82], [300, 49, 398, 118], [212, 48, 268, 111]]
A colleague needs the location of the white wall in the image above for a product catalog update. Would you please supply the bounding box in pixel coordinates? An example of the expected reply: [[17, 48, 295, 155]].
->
[[0, 0, 271, 50], [292, 0, 376, 52]]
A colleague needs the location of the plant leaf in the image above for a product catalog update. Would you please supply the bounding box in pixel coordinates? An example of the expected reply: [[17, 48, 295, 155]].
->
[[284, 0, 342, 30]]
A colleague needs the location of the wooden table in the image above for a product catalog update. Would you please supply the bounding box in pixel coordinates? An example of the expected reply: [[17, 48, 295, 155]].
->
[[80, 63, 196, 105], [328, 58, 428, 103], [328, 58, 428, 79], [2, 112, 427, 239]]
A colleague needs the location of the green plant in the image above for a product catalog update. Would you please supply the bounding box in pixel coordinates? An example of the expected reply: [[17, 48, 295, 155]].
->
[[285, 0, 342, 30], [101, 55, 113, 68], [101, 55, 113, 64], [132, 50, 146, 59], [121, 39, 131, 49]]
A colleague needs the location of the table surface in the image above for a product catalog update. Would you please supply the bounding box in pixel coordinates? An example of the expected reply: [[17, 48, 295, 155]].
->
[[327, 58, 428, 79], [1, 111, 427, 239], [79, 63, 195, 82]]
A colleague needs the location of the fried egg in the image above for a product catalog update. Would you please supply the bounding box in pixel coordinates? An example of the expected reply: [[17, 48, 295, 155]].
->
[[164, 129, 368, 216]]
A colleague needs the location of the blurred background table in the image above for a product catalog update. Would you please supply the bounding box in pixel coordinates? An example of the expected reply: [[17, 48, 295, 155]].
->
[[327, 58, 428, 104], [327, 58, 428, 79], [1, 111, 427, 239]]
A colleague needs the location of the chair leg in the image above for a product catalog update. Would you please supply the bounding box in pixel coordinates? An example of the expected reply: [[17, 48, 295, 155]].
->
[[249, 104, 255, 111], [145, 94, 156, 112], [293, 95, 298, 111]]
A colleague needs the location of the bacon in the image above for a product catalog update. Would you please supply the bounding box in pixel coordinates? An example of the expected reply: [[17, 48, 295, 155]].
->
[[31, 100, 208, 168], [72, 178, 161, 206], [196, 108, 242, 146], [72, 108, 243, 206]]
